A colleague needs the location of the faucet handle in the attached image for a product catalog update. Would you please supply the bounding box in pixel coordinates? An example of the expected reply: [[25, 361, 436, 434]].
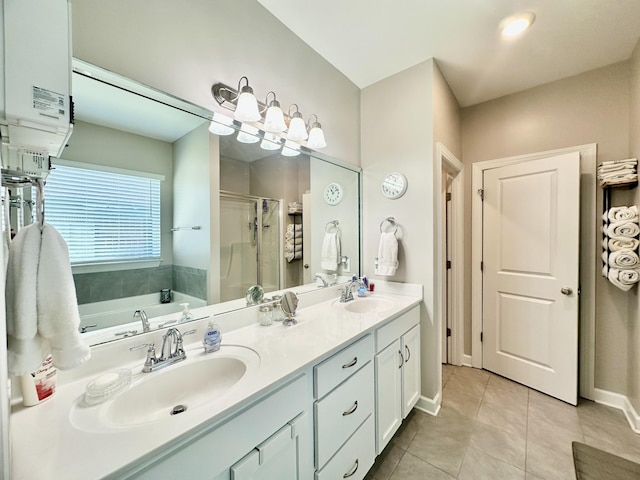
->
[[181, 329, 197, 336], [130, 342, 154, 352]]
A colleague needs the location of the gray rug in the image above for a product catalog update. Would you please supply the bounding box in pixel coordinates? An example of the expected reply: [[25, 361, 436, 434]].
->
[[573, 441, 640, 479]]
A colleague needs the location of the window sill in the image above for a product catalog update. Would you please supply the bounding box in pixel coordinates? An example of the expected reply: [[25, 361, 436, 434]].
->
[[71, 259, 163, 275]]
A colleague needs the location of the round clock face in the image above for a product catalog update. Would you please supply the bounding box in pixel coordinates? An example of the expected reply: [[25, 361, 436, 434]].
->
[[324, 182, 343, 205], [381, 172, 408, 199]]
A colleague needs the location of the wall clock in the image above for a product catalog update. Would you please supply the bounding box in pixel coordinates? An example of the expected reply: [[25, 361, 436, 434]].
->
[[381, 172, 408, 199], [324, 182, 343, 205]]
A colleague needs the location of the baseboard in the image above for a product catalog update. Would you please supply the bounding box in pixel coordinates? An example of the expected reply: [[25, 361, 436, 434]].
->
[[415, 392, 440, 416], [593, 388, 640, 433], [462, 354, 472, 367]]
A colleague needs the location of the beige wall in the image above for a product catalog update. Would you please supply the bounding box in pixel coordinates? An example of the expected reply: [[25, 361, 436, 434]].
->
[[628, 39, 640, 412], [71, 0, 360, 167], [362, 59, 440, 400], [461, 62, 631, 394]]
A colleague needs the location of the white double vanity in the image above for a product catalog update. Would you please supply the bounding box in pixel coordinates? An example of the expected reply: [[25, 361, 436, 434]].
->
[[10, 281, 422, 479]]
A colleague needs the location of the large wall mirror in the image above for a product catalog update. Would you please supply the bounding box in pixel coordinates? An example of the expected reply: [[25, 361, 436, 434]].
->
[[56, 60, 361, 345]]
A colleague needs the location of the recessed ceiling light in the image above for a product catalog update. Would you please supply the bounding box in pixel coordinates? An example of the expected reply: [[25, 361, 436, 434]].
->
[[499, 12, 536, 38]]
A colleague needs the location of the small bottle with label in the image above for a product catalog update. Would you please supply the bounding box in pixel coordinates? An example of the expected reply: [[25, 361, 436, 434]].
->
[[178, 303, 193, 323], [202, 321, 222, 353], [21, 354, 57, 407]]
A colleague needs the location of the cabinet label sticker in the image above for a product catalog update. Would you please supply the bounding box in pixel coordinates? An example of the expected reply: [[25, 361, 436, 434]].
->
[[32, 85, 65, 119]]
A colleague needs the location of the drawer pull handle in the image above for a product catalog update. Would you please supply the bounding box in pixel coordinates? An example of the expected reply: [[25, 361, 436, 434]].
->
[[343, 459, 359, 478], [342, 400, 358, 416], [342, 357, 358, 369], [398, 350, 404, 369], [405, 345, 411, 363]]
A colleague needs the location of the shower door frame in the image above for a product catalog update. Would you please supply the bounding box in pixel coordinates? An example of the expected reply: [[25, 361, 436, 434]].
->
[[220, 191, 284, 292]]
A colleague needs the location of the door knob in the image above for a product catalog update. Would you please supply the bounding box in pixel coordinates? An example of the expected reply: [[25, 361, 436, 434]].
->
[[304, 264, 309, 269], [561, 287, 573, 295]]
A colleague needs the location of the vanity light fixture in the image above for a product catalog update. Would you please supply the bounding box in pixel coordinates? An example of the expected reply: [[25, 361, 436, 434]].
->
[[233, 76, 261, 122], [499, 12, 536, 37], [237, 123, 260, 144], [286, 104, 308, 142], [260, 132, 282, 151], [262, 92, 287, 133], [211, 78, 327, 148], [281, 139, 301, 157], [208, 112, 235, 136], [306, 114, 327, 149]]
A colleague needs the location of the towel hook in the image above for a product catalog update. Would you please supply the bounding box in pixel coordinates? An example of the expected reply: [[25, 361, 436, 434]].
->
[[325, 219, 340, 234], [380, 217, 398, 234]]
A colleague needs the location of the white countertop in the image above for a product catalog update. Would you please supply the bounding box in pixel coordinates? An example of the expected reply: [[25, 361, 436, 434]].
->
[[10, 282, 422, 480]]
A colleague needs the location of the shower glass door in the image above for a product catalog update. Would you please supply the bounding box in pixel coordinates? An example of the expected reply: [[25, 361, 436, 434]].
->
[[219, 193, 282, 302]]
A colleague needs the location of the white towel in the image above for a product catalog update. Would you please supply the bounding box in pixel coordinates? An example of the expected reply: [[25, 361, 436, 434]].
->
[[608, 267, 640, 291], [607, 221, 640, 239], [609, 237, 640, 252], [285, 251, 302, 263], [608, 206, 638, 222], [602, 264, 609, 277], [609, 249, 640, 268], [320, 232, 340, 271], [601, 251, 609, 264], [6, 223, 90, 375], [286, 224, 303, 233], [284, 243, 302, 253], [285, 235, 303, 245], [375, 231, 399, 276]]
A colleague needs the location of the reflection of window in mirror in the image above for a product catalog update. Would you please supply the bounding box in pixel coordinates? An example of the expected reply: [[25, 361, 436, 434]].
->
[[43, 160, 163, 265]]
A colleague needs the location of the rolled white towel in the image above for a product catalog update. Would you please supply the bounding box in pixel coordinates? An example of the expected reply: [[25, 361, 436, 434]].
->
[[602, 264, 609, 277], [607, 221, 640, 238], [602, 238, 608, 249], [608, 268, 640, 291], [286, 224, 303, 233], [284, 243, 302, 253], [608, 206, 638, 222], [609, 250, 640, 268], [285, 250, 302, 263], [284, 235, 303, 245], [609, 236, 640, 252], [601, 251, 608, 263]]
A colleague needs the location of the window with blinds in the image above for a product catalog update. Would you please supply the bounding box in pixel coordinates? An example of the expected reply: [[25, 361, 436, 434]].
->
[[44, 161, 162, 265]]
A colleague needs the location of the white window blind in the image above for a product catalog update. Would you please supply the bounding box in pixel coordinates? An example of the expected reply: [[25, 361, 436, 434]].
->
[[44, 161, 161, 265]]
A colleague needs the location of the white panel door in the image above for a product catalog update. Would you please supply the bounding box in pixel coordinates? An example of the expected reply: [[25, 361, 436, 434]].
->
[[402, 325, 421, 418], [483, 152, 580, 405], [375, 339, 402, 454]]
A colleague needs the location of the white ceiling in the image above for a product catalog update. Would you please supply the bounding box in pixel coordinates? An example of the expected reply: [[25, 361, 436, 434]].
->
[[256, 0, 640, 107]]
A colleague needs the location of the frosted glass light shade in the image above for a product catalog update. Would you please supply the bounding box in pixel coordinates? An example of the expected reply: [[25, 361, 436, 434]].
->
[[287, 116, 308, 141], [234, 91, 261, 122], [281, 140, 301, 157], [237, 124, 260, 144], [260, 133, 282, 151], [307, 126, 326, 149], [208, 113, 235, 136], [263, 105, 287, 133]]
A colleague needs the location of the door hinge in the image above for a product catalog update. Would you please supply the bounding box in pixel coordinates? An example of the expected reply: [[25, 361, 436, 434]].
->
[[480, 261, 484, 271], [480, 331, 483, 342], [446, 192, 452, 201], [446, 260, 452, 269], [477, 188, 484, 201], [446, 327, 452, 337]]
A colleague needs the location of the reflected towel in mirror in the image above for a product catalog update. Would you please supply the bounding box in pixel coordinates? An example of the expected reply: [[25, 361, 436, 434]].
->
[[320, 232, 340, 271]]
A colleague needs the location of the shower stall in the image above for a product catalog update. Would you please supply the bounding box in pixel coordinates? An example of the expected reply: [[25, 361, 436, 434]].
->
[[219, 192, 283, 302]]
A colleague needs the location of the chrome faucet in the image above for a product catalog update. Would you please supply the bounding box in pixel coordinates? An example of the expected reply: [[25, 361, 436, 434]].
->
[[130, 327, 196, 373], [133, 309, 151, 333], [340, 277, 365, 303], [314, 274, 328, 288]]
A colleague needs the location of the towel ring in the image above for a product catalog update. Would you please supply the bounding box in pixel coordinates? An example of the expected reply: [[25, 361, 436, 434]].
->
[[380, 217, 398, 234], [325, 220, 340, 234]]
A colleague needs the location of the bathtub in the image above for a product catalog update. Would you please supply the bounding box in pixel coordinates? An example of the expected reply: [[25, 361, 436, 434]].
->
[[79, 292, 207, 345]]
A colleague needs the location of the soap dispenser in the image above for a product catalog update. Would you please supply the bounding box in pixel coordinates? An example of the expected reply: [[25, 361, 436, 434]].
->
[[178, 303, 193, 323]]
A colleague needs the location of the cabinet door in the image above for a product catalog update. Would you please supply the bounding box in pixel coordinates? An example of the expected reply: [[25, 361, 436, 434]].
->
[[375, 338, 402, 455], [402, 325, 421, 418]]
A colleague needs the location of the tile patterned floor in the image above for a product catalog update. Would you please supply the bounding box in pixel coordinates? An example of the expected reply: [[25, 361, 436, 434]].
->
[[365, 364, 640, 479]]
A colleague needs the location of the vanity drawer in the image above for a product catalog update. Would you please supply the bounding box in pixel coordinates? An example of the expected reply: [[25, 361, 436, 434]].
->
[[376, 306, 419, 352], [314, 361, 374, 468], [315, 414, 375, 480], [314, 334, 373, 399]]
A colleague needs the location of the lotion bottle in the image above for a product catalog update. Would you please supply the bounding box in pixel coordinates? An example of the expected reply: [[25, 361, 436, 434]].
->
[[21, 354, 57, 406], [202, 321, 222, 353]]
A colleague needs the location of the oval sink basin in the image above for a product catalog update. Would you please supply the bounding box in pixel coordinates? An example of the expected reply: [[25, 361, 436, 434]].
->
[[71, 345, 260, 432], [343, 297, 396, 314]]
